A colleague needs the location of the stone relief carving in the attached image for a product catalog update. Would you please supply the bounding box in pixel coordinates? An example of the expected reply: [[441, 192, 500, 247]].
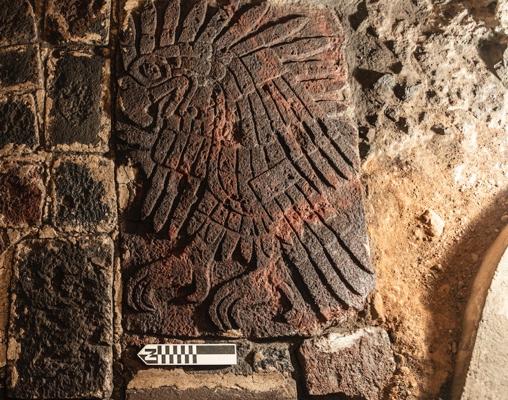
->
[[117, 0, 374, 337]]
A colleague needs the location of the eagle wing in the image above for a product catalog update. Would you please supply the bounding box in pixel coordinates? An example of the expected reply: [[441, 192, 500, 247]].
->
[[117, 0, 374, 327]]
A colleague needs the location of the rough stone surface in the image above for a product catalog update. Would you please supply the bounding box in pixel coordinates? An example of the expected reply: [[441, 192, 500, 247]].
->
[[118, 0, 374, 339], [346, 0, 508, 396], [250, 342, 294, 374], [0, 94, 39, 153], [0, 230, 26, 391], [45, 49, 109, 151], [421, 209, 446, 238], [299, 327, 395, 399], [0, 163, 44, 228], [0, 45, 41, 92], [125, 369, 297, 400], [51, 156, 117, 232], [0, 0, 37, 46], [499, 0, 508, 33], [45, 0, 111, 45], [7, 237, 114, 399]]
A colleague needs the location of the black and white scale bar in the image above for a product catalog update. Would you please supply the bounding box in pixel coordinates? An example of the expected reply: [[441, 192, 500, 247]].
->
[[138, 344, 237, 366]]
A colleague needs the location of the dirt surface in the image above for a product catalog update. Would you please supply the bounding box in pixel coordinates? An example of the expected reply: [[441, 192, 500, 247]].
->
[[338, 0, 508, 398]]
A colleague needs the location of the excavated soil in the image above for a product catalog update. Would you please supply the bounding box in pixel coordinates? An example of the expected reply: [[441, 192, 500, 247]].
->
[[340, 0, 508, 398]]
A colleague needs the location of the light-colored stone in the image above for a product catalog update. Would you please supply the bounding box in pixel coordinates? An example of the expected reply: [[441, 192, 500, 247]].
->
[[497, 0, 508, 33], [126, 369, 297, 400], [372, 292, 386, 322], [421, 209, 446, 237], [0, 230, 25, 370], [454, 225, 508, 399]]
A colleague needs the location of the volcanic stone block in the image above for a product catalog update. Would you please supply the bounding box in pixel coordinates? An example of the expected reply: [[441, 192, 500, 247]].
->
[[45, 49, 109, 151], [118, 0, 374, 338], [51, 156, 117, 232], [45, 0, 111, 45], [250, 343, 294, 374], [0, 94, 39, 153], [0, 0, 37, 46], [7, 237, 114, 399], [0, 235, 11, 370], [299, 327, 396, 399], [0, 163, 44, 228], [0, 45, 41, 92], [126, 369, 297, 400], [0, 230, 24, 386]]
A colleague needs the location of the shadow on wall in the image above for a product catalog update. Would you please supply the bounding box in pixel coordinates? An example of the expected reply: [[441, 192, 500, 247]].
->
[[459, 0, 501, 28], [426, 187, 508, 398]]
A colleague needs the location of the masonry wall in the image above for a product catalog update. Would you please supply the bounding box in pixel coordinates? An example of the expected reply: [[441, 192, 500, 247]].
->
[[0, 0, 507, 399], [0, 1, 396, 399]]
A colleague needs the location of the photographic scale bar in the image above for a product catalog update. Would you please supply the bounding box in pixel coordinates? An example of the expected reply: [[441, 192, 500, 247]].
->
[[138, 343, 237, 366]]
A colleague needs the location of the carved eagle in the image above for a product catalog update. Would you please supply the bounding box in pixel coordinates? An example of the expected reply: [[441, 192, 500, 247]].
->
[[117, 0, 374, 337]]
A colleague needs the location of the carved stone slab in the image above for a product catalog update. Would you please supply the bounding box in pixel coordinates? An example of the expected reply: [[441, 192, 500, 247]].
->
[[116, 0, 374, 338]]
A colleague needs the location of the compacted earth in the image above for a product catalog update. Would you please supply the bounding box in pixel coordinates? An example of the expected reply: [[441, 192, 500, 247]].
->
[[349, 0, 508, 398], [0, 0, 506, 399]]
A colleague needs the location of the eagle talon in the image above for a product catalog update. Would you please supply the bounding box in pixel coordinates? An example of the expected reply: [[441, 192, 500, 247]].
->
[[185, 265, 211, 303]]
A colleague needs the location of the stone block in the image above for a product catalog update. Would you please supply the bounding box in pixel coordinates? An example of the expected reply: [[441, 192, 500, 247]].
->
[[250, 342, 294, 374], [0, 230, 26, 391], [0, 45, 41, 92], [50, 156, 117, 232], [118, 0, 374, 339], [45, 0, 111, 45], [0, 236, 11, 372], [299, 327, 395, 399], [0, 0, 37, 46], [45, 49, 110, 151], [125, 369, 297, 400], [7, 236, 114, 399], [0, 163, 44, 228], [0, 93, 39, 154]]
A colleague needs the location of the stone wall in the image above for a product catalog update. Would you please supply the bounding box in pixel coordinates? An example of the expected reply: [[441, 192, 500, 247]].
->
[[0, 0, 506, 399], [0, 1, 397, 399], [0, 0, 116, 397]]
